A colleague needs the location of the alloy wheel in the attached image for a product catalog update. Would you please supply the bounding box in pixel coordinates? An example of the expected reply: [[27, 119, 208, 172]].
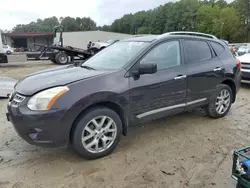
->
[[81, 116, 117, 153], [215, 89, 231, 115]]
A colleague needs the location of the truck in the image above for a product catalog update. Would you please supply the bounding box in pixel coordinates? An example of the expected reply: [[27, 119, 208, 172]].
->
[[89, 39, 119, 53], [0, 30, 8, 63], [27, 25, 94, 65]]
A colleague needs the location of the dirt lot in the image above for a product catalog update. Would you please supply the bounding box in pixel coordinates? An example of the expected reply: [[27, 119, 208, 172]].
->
[[0, 61, 250, 188]]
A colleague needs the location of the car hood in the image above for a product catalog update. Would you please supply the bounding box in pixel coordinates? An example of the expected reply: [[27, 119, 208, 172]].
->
[[15, 65, 110, 96], [237, 53, 250, 63], [0, 77, 17, 89]]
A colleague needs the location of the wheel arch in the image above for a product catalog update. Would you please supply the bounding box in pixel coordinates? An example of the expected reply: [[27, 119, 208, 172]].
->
[[69, 101, 128, 143], [221, 79, 236, 103]]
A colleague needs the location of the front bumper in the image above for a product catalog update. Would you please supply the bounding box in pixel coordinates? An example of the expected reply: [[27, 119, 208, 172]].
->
[[6, 96, 71, 148], [241, 69, 250, 81]]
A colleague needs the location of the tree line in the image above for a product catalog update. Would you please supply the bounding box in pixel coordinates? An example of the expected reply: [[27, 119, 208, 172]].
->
[[9, 0, 250, 42]]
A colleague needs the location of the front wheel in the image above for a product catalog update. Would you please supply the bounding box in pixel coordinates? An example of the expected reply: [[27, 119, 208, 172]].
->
[[6, 50, 12, 55], [71, 107, 122, 159], [205, 84, 233, 118]]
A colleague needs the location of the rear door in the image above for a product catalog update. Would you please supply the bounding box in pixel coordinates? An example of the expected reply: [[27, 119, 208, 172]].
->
[[183, 39, 225, 108]]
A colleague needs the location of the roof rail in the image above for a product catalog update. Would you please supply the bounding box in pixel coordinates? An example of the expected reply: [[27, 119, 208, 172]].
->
[[157, 31, 218, 40]]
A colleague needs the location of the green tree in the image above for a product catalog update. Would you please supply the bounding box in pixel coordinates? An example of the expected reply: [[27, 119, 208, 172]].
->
[[137, 26, 150, 34], [150, 6, 166, 34], [217, 7, 242, 41], [234, 0, 250, 41], [9, 0, 249, 42], [12, 16, 96, 33], [215, 0, 228, 8], [196, 5, 221, 35], [101, 25, 110, 31]]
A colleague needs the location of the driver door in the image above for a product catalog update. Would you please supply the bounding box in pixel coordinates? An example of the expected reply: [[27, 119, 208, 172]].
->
[[129, 40, 188, 123]]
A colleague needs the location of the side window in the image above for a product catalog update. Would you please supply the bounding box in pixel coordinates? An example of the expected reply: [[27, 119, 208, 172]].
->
[[140, 40, 181, 71], [183, 40, 212, 63], [210, 41, 225, 56]]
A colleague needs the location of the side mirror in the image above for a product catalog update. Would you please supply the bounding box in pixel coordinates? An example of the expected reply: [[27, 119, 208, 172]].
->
[[132, 63, 157, 76]]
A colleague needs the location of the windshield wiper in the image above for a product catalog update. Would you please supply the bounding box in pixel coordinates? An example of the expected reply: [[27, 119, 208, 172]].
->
[[81, 65, 96, 70]]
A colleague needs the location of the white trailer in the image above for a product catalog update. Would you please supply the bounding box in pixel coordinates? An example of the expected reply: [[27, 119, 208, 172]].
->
[[0, 31, 8, 63]]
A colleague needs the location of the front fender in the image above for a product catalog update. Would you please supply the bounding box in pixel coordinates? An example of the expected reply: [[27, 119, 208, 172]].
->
[[59, 91, 130, 141]]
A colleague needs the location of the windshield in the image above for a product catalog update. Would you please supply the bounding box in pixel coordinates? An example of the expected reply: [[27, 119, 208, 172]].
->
[[82, 41, 149, 70]]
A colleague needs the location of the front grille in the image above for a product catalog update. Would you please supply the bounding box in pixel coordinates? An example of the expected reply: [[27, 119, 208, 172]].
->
[[238, 52, 246, 56], [11, 94, 25, 107], [241, 62, 250, 70]]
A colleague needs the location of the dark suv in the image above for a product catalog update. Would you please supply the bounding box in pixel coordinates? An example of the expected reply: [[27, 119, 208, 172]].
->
[[6, 32, 241, 159]]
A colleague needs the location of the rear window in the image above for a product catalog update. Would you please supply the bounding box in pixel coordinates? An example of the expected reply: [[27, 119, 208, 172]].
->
[[210, 41, 225, 56], [183, 40, 212, 63]]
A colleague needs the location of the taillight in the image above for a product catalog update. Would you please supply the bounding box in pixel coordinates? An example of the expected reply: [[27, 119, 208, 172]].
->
[[235, 59, 242, 68]]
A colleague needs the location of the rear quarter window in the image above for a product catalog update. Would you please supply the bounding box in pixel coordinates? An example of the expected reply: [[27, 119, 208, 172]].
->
[[183, 40, 212, 64], [210, 41, 225, 56]]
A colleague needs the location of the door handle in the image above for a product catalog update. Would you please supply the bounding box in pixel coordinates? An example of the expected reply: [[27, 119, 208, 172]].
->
[[174, 75, 187, 80], [214, 67, 222, 71]]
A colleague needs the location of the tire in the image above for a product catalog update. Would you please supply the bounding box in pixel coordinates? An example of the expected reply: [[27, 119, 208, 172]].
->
[[49, 55, 56, 64], [51, 59, 57, 64], [6, 51, 11, 55], [236, 183, 245, 188], [205, 84, 233, 118], [71, 107, 122, 159], [55, 52, 69, 65], [90, 48, 100, 54]]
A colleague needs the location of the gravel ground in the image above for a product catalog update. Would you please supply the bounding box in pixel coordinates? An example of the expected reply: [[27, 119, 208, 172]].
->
[[0, 61, 250, 188]]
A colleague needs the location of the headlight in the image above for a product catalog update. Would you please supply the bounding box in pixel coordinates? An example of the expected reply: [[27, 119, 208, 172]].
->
[[27, 86, 69, 111]]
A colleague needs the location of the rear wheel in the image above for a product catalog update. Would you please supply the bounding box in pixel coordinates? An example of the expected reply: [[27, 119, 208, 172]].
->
[[55, 52, 69, 65], [0, 54, 8, 63], [205, 84, 233, 118], [71, 107, 122, 159]]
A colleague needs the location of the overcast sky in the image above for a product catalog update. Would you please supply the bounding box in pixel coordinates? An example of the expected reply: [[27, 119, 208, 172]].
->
[[0, 0, 178, 30]]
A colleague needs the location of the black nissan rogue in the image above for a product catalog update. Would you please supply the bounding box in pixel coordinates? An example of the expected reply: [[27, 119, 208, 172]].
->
[[6, 32, 242, 159]]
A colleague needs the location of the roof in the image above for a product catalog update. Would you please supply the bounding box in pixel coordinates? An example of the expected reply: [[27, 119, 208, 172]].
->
[[122, 35, 159, 42], [122, 32, 221, 43], [7, 32, 54, 37], [158, 31, 218, 39]]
